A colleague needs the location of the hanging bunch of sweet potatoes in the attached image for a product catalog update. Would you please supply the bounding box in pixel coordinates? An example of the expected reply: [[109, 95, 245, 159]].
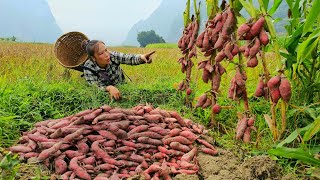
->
[[267, 74, 292, 105], [228, 67, 248, 101], [177, 16, 199, 96], [237, 16, 269, 68], [235, 114, 257, 143], [193, 6, 236, 115]]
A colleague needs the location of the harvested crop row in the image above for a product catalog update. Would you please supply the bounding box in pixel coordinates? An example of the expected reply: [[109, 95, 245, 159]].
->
[[9, 104, 218, 180]]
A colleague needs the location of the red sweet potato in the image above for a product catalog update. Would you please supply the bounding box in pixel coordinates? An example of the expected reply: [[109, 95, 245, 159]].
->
[[212, 104, 221, 114], [255, 77, 265, 97], [237, 23, 251, 38], [127, 125, 149, 136], [201, 147, 218, 155], [279, 78, 292, 103], [249, 16, 265, 37], [267, 76, 281, 89], [243, 127, 251, 143], [249, 38, 260, 57], [259, 29, 269, 46], [169, 111, 187, 127], [195, 94, 207, 108], [181, 147, 197, 162], [170, 142, 191, 153], [38, 141, 63, 161], [247, 56, 258, 67], [236, 117, 247, 140]]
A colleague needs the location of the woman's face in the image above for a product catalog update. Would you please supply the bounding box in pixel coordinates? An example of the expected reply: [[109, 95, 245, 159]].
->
[[93, 42, 110, 68]]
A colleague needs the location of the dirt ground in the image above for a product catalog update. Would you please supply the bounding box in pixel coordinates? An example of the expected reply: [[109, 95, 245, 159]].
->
[[195, 150, 282, 180]]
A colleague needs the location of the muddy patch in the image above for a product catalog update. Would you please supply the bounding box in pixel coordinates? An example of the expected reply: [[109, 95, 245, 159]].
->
[[197, 149, 282, 180]]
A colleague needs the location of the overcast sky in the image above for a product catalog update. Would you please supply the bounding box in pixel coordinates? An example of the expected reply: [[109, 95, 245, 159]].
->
[[47, 0, 161, 45]]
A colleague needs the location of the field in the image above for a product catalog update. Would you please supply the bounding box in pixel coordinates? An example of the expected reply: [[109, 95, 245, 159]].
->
[[0, 41, 315, 179]]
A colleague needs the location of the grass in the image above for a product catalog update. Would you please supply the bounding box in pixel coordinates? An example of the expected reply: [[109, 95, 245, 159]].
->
[[145, 43, 178, 48], [0, 41, 317, 179]]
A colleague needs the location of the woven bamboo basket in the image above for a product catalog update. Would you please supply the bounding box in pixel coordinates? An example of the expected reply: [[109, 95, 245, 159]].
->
[[54, 31, 89, 68]]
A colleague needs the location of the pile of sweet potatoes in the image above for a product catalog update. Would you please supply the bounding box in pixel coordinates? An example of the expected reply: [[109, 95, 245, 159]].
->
[[9, 104, 218, 180]]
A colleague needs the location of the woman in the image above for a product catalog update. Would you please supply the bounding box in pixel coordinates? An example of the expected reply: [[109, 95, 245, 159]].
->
[[81, 40, 155, 100]]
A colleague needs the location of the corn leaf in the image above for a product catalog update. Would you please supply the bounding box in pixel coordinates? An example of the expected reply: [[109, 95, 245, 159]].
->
[[261, 0, 269, 10], [239, 0, 256, 17], [276, 124, 311, 148], [268, 147, 320, 166], [303, 0, 320, 33], [206, 0, 213, 18], [184, 0, 191, 27], [268, 0, 283, 16], [297, 28, 320, 62], [303, 115, 320, 142]]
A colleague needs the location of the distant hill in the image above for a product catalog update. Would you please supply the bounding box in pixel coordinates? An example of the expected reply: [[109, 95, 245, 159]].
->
[[122, 0, 288, 46], [0, 0, 62, 43]]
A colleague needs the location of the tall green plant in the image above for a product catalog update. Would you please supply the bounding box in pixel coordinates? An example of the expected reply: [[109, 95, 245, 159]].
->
[[282, 0, 320, 104]]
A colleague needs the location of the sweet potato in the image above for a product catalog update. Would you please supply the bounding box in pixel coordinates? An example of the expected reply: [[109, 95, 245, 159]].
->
[[202, 69, 210, 83], [224, 42, 234, 60], [215, 51, 226, 62], [267, 76, 281, 89], [179, 130, 199, 141], [247, 56, 258, 67], [9, 145, 32, 153], [237, 23, 251, 38], [201, 147, 218, 155], [127, 125, 149, 136], [129, 131, 163, 140], [212, 104, 221, 114], [163, 136, 192, 145], [181, 147, 197, 162], [149, 126, 169, 136], [255, 77, 265, 97], [195, 94, 207, 108], [243, 127, 251, 143], [270, 87, 281, 104], [236, 117, 247, 140], [279, 78, 292, 103], [97, 130, 117, 140], [55, 159, 67, 175], [168, 128, 182, 137], [137, 137, 163, 146], [63, 127, 86, 143], [249, 38, 260, 57], [259, 29, 269, 46], [77, 142, 89, 154], [250, 16, 265, 37], [92, 112, 125, 124], [169, 111, 187, 127], [196, 31, 205, 48], [143, 114, 163, 123], [69, 156, 91, 180], [38, 141, 63, 161], [202, 32, 209, 50], [170, 142, 191, 153]]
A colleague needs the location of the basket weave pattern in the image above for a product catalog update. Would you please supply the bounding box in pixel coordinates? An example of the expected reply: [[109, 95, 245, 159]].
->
[[54, 32, 89, 68]]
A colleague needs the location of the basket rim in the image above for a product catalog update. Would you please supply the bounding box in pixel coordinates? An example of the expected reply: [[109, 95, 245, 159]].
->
[[54, 31, 89, 68]]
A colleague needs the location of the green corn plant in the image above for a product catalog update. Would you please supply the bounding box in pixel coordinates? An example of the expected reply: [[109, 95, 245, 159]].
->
[[281, 0, 320, 104]]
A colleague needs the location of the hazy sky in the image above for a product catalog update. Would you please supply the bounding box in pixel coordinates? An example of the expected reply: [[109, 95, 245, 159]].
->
[[47, 0, 161, 45]]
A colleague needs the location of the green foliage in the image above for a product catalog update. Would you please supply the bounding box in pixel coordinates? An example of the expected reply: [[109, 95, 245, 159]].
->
[[0, 36, 17, 42], [137, 30, 165, 47], [145, 43, 177, 48], [0, 152, 20, 179]]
